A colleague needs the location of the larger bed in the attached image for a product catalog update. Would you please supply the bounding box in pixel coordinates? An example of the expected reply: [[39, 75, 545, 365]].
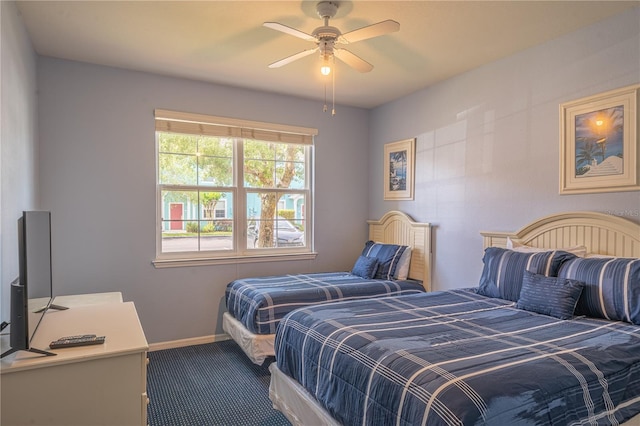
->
[[269, 211, 640, 425], [223, 210, 432, 364]]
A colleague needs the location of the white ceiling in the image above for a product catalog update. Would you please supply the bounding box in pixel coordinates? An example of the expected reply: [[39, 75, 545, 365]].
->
[[16, 1, 638, 109]]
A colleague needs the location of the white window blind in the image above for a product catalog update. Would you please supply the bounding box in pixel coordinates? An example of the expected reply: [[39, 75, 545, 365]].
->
[[154, 109, 317, 145]]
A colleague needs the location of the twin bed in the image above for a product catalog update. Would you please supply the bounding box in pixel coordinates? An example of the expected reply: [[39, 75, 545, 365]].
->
[[265, 211, 640, 425], [223, 210, 432, 365]]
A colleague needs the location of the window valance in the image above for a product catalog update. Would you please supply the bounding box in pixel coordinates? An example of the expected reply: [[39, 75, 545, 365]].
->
[[154, 109, 317, 145]]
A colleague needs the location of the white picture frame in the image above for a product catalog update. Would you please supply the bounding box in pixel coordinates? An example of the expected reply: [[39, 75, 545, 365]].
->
[[384, 138, 415, 200], [559, 84, 639, 194]]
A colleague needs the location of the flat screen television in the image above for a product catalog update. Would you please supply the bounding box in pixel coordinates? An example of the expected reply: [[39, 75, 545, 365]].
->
[[1, 211, 65, 358]]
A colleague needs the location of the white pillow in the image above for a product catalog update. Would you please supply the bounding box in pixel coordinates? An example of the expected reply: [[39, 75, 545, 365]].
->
[[584, 253, 617, 258], [393, 247, 412, 280], [506, 237, 587, 257]]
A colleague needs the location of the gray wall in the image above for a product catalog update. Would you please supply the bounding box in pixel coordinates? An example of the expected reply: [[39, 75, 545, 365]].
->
[[36, 58, 370, 344], [1, 2, 39, 317], [369, 8, 640, 291]]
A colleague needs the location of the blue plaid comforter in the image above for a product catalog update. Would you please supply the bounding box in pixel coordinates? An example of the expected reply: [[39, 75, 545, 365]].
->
[[275, 289, 640, 426], [225, 272, 425, 334]]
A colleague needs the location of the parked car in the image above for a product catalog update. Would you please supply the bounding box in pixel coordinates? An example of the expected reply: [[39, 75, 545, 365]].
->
[[248, 217, 304, 248]]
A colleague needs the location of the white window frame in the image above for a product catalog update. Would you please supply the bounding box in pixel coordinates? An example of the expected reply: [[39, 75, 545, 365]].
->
[[153, 109, 317, 268]]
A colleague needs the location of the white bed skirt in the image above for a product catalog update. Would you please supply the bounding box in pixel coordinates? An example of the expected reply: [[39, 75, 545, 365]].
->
[[222, 312, 275, 365], [269, 363, 340, 426]]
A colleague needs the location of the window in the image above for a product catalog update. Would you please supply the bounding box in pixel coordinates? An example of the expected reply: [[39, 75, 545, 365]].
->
[[154, 109, 316, 267]]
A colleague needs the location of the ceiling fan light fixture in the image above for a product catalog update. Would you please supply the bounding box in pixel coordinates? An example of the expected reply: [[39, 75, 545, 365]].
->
[[320, 53, 333, 75], [264, 0, 400, 114]]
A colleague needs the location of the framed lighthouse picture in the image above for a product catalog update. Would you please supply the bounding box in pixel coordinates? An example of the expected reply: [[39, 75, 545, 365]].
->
[[559, 84, 639, 194], [384, 138, 415, 200]]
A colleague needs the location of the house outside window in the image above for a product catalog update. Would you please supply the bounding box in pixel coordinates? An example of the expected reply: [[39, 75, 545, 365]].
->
[[214, 201, 226, 219], [153, 109, 317, 267]]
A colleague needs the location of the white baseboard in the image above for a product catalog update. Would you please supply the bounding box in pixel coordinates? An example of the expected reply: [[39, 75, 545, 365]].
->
[[148, 333, 231, 352]]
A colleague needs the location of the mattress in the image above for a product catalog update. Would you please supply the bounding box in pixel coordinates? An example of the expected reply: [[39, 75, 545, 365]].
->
[[225, 272, 424, 334], [275, 289, 640, 426]]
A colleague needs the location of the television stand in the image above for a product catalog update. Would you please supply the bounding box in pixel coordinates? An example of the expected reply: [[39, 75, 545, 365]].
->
[[0, 346, 55, 359], [1, 293, 148, 426]]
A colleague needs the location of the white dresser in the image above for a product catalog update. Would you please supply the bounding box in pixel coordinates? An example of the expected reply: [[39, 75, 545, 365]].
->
[[1, 293, 149, 425]]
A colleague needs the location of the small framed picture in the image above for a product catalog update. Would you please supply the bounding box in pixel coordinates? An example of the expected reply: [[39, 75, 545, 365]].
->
[[384, 138, 415, 200], [559, 84, 639, 194]]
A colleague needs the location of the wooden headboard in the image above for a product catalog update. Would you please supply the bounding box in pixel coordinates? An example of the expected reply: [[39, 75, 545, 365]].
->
[[367, 211, 432, 290], [481, 211, 640, 258]]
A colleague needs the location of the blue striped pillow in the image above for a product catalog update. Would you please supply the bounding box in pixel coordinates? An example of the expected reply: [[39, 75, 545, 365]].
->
[[478, 247, 577, 302], [362, 241, 408, 280], [516, 271, 584, 319], [558, 257, 640, 325], [351, 256, 379, 279]]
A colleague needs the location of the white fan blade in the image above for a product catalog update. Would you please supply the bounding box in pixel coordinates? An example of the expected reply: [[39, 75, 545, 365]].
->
[[340, 20, 400, 44], [334, 49, 373, 73], [264, 22, 316, 42], [268, 48, 318, 68]]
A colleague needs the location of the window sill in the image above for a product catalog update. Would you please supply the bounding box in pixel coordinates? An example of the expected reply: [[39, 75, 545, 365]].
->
[[152, 252, 318, 269]]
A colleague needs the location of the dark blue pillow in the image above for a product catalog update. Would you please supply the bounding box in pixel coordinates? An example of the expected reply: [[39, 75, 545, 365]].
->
[[478, 247, 576, 302], [361, 241, 408, 280], [516, 271, 584, 319], [558, 257, 640, 324], [351, 256, 379, 279]]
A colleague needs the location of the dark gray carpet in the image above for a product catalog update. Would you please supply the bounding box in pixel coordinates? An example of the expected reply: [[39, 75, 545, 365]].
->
[[147, 340, 291, 426]]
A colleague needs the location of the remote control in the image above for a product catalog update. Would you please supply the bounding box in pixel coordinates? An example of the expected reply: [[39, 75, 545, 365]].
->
[[56, 334, 96, 341], [50, 335, 105, 349]]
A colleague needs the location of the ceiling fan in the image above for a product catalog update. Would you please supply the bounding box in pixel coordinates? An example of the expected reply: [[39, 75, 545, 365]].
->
[[264, 1, 400, 73]]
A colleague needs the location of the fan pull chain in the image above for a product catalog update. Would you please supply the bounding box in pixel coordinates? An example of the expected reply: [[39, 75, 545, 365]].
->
[[323, 82, 328, 113], [331, 56, 336, 116]]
